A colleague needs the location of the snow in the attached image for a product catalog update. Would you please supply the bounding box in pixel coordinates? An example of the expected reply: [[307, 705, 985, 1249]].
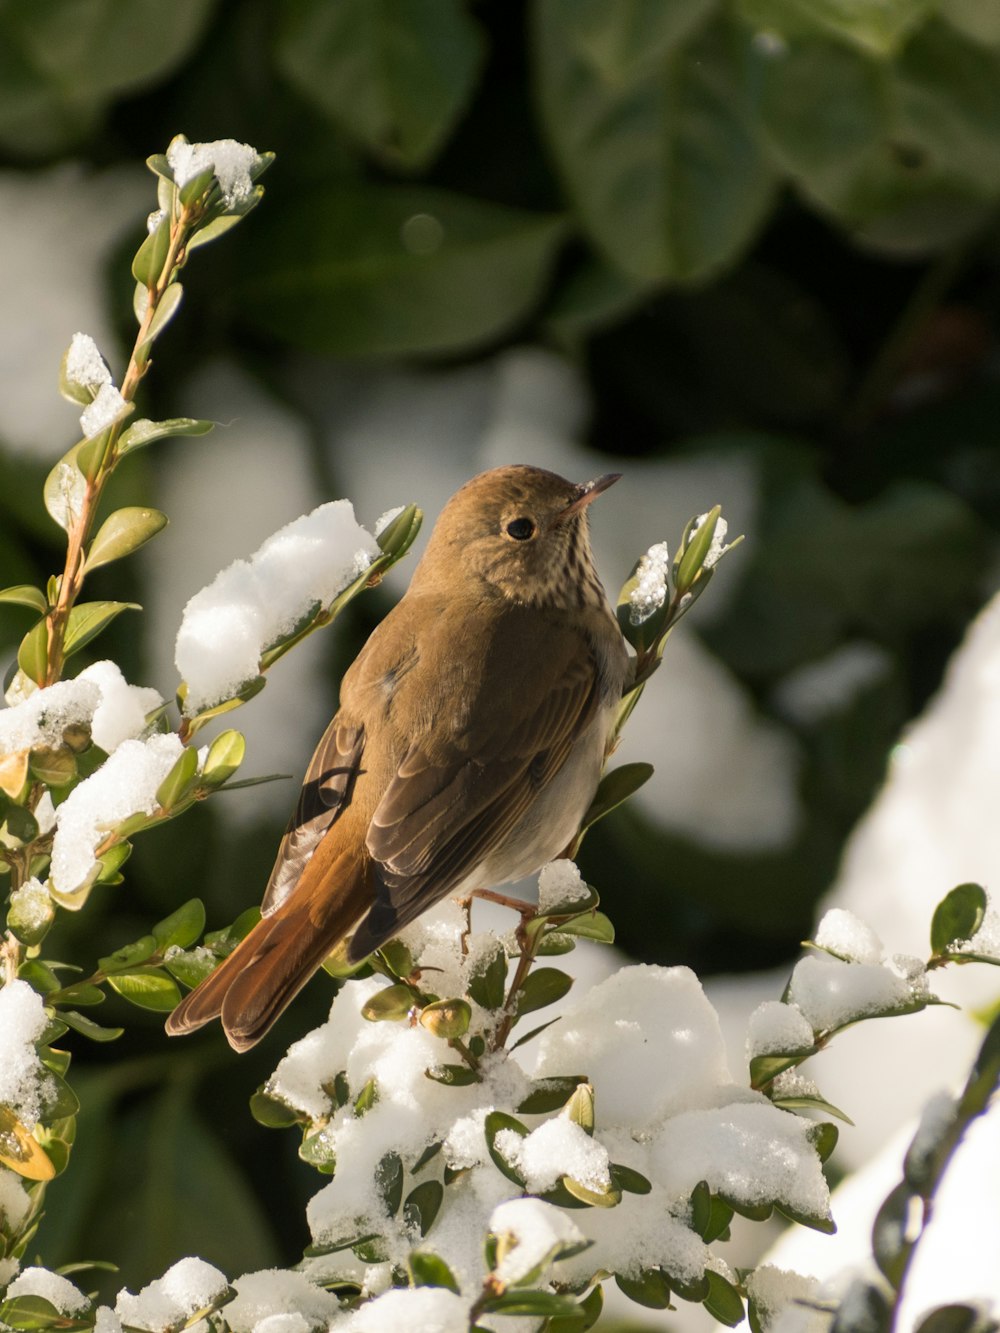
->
[[536, 858, 589, 913], [340, 1286, 469, 1332], [47, 459, 87, 529], [49, 732, 185, 894], [221, 1268, 340, 1333], [955, 906, 1000, 961], [746, 1265, 820, 1331], [699, 514, 731, 569], [6, 1266, 89, 1314], [116, 1258, 229, 1331], [813, 909, 885, 966], [64, 331, 111, 392], [80, 381, 128, 438], [629, 540, 670, 625], [0, 677, 100, 756], [7, 878, 52, 935], [498, 1116, 611, 1194], [532, 964, 731, 1127], [651, 1101, 832, 1222], [764, 1099, 1000, 1333], [0, 663, 160, 764], [0, 1167, 31, 1229], [175, 499, 380, 713], [0, 980, 56, 1127], [166, 137, 260, 208], [489, 1197, 584, 1283], [78, 661, 163, 752], [787, 954, 928, 1035], [747, 1001, 815, 1060]]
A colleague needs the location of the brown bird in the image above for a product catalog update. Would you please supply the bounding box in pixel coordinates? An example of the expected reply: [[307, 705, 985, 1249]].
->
[[165, 465, 629, 1051]]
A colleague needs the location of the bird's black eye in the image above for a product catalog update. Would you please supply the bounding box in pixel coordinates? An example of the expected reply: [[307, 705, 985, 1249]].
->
[[505, 517, 535, 541]]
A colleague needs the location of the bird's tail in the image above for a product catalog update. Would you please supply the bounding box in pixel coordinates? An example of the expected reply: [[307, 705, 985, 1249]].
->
[[165, 852, 371, 1052]]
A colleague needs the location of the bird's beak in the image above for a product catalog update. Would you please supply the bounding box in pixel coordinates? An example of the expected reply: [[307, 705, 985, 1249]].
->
[[552, 472, 622, 525]]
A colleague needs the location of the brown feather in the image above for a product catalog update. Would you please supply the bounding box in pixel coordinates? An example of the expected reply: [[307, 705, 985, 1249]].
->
[[165, 465, 629, 1051]]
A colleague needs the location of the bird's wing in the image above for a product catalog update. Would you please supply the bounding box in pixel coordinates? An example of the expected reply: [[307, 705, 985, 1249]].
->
[[261, 719, 365, 916], [354, 633, 600, 954]]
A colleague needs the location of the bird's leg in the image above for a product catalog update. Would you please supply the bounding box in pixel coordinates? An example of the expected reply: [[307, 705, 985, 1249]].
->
[[469, 887, 535, 917]]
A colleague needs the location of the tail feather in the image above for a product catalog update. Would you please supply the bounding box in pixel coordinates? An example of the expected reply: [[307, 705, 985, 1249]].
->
[[165, 847, 371, 1051]]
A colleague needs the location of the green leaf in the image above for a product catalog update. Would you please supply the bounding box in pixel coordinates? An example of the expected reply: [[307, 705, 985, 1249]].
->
[[872, 1180, 915, 1289], [557, 911, 616, 944], [139, 282, 184, 349], [362, 982, 415, 1022], [563, 1081, 595, 1134], [703, 1270, 745, 1327], [98, 935, 158, 974], [58, 1010, 123, 1043], [425, 1063, 480, 1088], [482, 1290, 582, 1318], [535, 7, 776, 282], [152, 898, 206, 952], [772, 1091, 854, 1124], [514, 966, 573, 1018], [931, 882, 987, 955], [155, 746, 200, 811], [375, 1151, 404, 1215], [118, 417, 214, 456], [107, 968, 181, 1012], [375, 503, 422, 560], [63, 601, 140, 660], [610, 1162, 652, 1195], [510, 1016, 562, 1051], [616, 1268, 673, 1309], [418, 997, 472, 1040], [164, 950, 217, 990], [403, 1179, 444, 1237], [561, 1175, 621, 1208], [276, 0, 485, 170], [85, 506, 167, 572], [50, 982, 104, 1007], [690, 1181, 734, 1243], [249, 1089, 302, 1130], [675, 505, 722, 593], [484, 1110, 529, 1186], [38, 1071, 81, 1121], [299, 1128, 337, 1174], [468, 943, 508, 1010], [17, 619, 48, 688], [0, 0, 218, 159], [408, 1250, 459, 1292], [738, 0, 933, 57], [914, 1305, 999, 1333], [354, 1077, 379, 1116], [0, 585, 47, 614], [199, 729, 246, 789], [750, 1051, 815, 1088], [132, 212, 171, 285], [830, 1278, 892, 1333], [517, 1075, 587, 1115], [578, 763, 653, 834], [747, 22, 1000, 256], [548, 1284, 604, 1333], [237, 184, 566, 358]]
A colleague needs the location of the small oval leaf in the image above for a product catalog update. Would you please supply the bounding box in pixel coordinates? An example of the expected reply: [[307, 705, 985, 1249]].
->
[[514, 966, 573, 1018], [0, 585, 47, 614], [63, 602, 141, 659], [85, 507, 168, 573]]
